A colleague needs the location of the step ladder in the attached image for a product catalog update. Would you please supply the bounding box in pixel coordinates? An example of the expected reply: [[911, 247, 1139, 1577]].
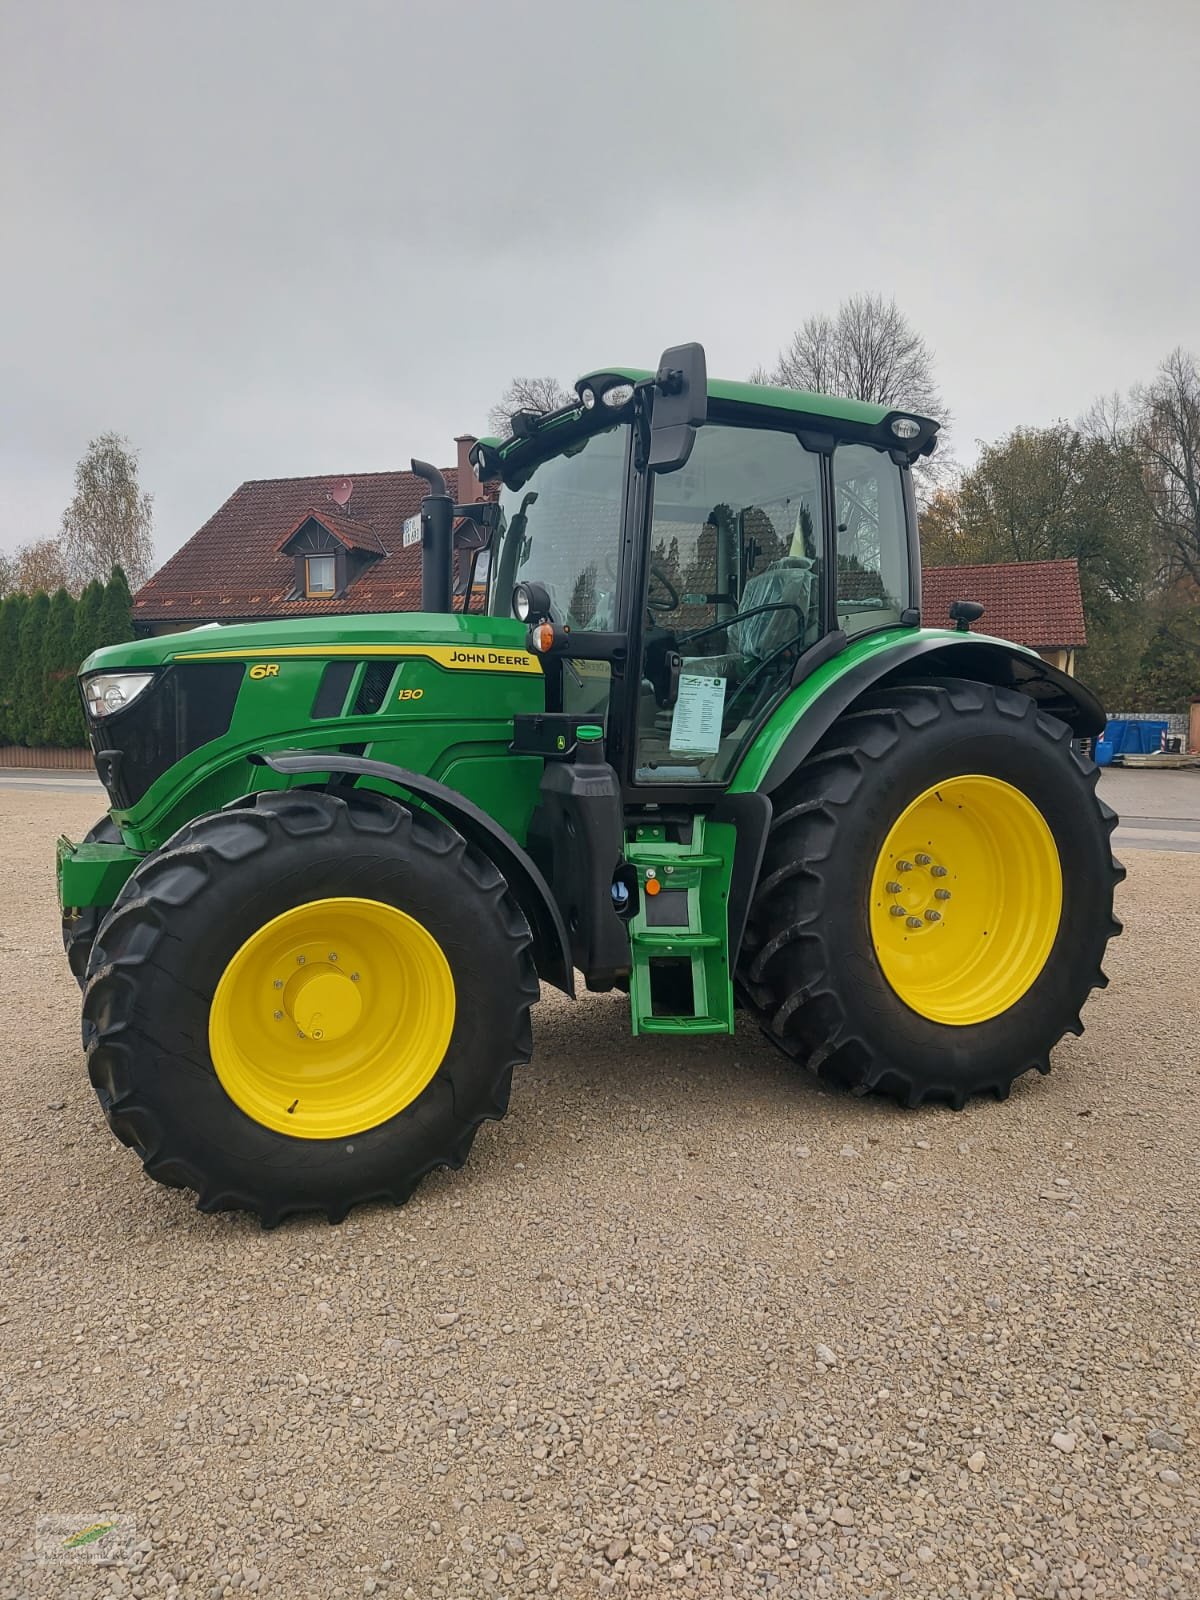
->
[[624, 816, 736, 1036]]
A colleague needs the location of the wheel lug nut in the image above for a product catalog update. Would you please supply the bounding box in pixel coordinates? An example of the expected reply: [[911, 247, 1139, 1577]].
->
[[915, 853, 932, 866], [925, 909, 942, 923], [350, 972, 360, 982], [273, 1010, 283, 1020], [935, 888, 951, 901], [889, 904, 906, 917], [931, 865, 948, 878], [329, 952, 338, 962], [297, 955, 306, 966], [886, 880, 902, 894], [906, 916, 923, 929], [273, 979, 283, 990], [897, 860, 914, 873]]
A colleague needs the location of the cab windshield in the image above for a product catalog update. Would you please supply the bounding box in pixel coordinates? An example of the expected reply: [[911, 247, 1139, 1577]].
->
[[487, 426, 628, 630]]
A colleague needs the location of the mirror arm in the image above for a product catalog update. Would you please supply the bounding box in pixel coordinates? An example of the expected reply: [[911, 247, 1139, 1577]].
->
[[452, 500, 498, 525]]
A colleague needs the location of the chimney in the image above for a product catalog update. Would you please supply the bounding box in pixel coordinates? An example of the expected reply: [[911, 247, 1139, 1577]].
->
[[455, 434, 477, 501]]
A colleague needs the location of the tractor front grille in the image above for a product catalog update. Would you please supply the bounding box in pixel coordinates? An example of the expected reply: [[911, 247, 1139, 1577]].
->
[[86, 662, 245, 809]]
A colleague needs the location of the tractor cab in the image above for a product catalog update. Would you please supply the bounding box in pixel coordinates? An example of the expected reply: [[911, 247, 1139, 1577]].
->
[[476, 344, 928, 794]]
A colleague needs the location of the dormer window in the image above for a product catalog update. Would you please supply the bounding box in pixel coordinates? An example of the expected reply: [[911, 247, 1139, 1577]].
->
[[277, 506, 384, 603], [305, 554, 336, 596]]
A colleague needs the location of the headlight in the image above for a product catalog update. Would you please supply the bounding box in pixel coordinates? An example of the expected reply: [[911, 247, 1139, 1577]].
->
[[512, 581, 553, 625], [83, 672, 155, 718], [601, 382, 635, 408]]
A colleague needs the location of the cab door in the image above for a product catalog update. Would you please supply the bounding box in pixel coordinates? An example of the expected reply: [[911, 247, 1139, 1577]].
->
[[630, 421, 827, 788]]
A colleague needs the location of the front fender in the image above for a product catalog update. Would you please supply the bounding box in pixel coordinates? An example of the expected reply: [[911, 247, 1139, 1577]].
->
[[729, 628, 1105, 798], [252, 750, 575, 997]]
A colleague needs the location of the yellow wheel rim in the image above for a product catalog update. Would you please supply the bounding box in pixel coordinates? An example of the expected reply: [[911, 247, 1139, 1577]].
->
[[208, 896, 455, 1139], [869, 775, 1063, 1026]]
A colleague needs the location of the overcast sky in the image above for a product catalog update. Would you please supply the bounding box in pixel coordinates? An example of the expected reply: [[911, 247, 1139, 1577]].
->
[[2, 0, 1197, 566]]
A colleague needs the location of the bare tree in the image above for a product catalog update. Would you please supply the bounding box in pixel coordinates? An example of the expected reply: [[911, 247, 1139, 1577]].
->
[[760, 294, 951, 496], [764, 294, 946, 420], [61, 432, 155, 590], [12, 538, 74, 595], [0, 548, 13, 597], [487, 376, 573, 439], [1132, 347, 1200, 590]]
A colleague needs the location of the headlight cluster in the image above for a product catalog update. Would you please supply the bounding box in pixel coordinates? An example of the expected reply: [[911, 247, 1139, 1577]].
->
[[83, 672, 155, 718], [577, 380, 635, 412]]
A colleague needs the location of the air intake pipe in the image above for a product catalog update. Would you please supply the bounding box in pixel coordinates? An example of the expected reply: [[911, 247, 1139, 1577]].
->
[[411, 459, 454, 614]]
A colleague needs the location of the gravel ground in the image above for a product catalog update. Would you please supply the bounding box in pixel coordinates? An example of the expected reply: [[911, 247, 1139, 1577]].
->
[[1, 787, 1196, 1600]]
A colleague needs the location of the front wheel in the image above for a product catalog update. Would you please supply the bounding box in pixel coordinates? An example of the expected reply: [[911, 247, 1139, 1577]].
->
[[83, 789, 538, 1224], [738, 679, 1124, 1106]]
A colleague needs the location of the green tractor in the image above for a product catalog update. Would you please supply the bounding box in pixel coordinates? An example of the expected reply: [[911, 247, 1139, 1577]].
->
[[59, 344, 1123, 1225]]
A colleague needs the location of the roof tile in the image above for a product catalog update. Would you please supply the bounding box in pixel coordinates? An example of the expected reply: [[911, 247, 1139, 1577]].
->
[[922, 559, 1087, 649]]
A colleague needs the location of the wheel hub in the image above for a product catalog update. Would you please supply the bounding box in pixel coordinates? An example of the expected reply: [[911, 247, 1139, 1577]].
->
[[284, 964, 363, 1042], [884, 852, 952, 929]]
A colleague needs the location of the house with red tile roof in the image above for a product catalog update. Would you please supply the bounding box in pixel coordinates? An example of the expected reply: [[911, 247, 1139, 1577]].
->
[[922, 558, 1087, 675], [134, 438, 483, 635]]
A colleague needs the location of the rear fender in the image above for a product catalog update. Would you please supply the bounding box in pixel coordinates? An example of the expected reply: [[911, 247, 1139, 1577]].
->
[[732, 632, 1105, 799]]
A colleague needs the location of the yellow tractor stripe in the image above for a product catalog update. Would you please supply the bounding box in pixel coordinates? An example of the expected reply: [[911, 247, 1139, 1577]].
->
[[173, 644, 542, 674]]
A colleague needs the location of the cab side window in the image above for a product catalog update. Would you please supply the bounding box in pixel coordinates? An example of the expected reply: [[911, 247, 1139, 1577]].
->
[[833, 444, 910, 636]]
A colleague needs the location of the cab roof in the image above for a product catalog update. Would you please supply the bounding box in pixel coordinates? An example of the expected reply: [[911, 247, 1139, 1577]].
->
[[478, 365, 939, 487], [581, 366, 896, 428]]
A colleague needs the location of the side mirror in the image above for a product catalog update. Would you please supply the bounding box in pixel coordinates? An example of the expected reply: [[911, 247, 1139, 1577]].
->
[[453, 502, 498, 551], [949, 599, 985, 633], [648, 342, 707, 473]]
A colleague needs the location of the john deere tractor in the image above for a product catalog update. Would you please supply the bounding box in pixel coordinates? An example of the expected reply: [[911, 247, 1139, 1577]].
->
[[59, 344, 1123, 1224]]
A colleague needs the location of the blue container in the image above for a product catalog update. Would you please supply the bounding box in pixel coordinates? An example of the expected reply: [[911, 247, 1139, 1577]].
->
[[1105, 720, 1133, 754], [1106, 720, 1167, 756], [1094, 739, 1114, 767]]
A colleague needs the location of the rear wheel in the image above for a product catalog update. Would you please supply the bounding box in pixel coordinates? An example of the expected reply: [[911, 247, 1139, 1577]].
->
[[738, 679, 1124, 1106], [83, 789, 538, 1224]]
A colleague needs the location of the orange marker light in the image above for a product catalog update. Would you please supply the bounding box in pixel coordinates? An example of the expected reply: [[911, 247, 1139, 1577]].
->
[[645, 878, 661, 896], [530, 622, 555, 653]]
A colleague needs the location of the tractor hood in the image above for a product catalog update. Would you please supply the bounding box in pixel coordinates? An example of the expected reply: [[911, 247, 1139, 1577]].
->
[[77, 608, 546, 834], [81, 611, 534, 675]]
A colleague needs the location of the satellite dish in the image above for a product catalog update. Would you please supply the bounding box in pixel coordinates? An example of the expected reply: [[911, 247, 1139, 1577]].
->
[[329, 478, 353, 508]]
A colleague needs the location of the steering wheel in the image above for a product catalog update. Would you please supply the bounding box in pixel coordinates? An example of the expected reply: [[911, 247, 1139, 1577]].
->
[[646, 565, 680, 616], [601, 556, 680, 618]]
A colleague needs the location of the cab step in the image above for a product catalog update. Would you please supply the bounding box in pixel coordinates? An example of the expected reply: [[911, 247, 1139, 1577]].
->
[[630, 930, 722, 950], [637, 1015, 731, 1035], [624, 815, 736, 1038]]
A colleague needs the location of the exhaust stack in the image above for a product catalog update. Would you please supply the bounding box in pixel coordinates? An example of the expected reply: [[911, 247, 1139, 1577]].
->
[[410, 459, 454, 614]]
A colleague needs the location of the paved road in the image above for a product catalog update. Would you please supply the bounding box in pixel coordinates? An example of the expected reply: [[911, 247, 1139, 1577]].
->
[[0, 768, 104, 795], [4, 763, 1200, 849], [1099, 766, 1200, 854]]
